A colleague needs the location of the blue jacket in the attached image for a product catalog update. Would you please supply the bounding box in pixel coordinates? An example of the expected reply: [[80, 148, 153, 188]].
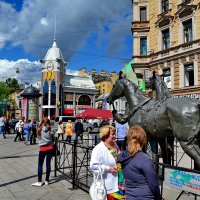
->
[[117, 150, 161, 200]]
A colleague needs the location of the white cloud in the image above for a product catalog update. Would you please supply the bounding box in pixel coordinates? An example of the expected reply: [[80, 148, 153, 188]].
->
[[0, 0, 132, 62], [40, 17, 48, 26], [0, 59, 41, 84], [66, 69, 78, 76]]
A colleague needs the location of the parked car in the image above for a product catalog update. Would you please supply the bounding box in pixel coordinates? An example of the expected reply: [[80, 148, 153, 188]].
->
[[82, 120, 94, 132], [9, 119, 19, 134], [88, 119, 101, 127]]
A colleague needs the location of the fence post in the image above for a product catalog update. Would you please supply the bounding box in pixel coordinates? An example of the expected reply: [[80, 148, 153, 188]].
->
[[54, 137, 58, 177], [95, 135, 98, 146], [72, 138, 77, 190]]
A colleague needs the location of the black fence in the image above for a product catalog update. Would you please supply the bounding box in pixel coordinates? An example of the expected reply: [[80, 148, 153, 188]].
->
[[54, 135, 200, 199], [54, 132, 100, 192]]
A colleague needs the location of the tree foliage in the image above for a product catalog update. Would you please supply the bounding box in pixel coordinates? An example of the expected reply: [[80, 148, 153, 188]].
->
[[0, 82, 12, 99], [0, 78, 20, 99], [5, 78, 20, 90]]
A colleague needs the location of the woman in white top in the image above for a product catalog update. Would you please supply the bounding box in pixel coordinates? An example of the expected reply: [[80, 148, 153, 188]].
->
[[90, 125, 125, 199], [57, 120, 64, 140]]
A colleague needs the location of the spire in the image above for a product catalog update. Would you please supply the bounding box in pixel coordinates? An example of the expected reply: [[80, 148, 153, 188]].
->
[[53, 15, 57, 41], [52, 15, 57, 47], [52, 40, 57, 47]]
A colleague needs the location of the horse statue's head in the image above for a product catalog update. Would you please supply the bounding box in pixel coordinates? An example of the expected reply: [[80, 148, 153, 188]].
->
[[106, 79, 125, 104]]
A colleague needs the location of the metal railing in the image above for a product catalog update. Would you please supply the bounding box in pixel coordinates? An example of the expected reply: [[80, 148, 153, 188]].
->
[[54, 134, 100, 192]]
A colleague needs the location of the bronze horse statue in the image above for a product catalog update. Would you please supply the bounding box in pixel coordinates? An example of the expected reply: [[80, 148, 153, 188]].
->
[[107, 77, 200, 168]]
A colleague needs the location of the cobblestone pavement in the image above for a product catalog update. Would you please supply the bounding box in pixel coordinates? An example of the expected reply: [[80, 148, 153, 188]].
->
[[0, 134, 199, 200]]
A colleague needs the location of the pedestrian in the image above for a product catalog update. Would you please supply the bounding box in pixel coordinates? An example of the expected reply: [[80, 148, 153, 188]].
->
[[20, 119, 25, 141], [31, 118, 55, 187], [5, 116, 10, 134], [14, 120, 23, 142], [115, 122, 129, 151], [90, 125, 125, 199], [65, 120, 73, 143], [117, 125, 161, 200], [0, 115, 6, 139], [24, 119, 31, 145], [75, 119, 84, 141], [57, 120, 64, 140], [30, 119, 37, 145]]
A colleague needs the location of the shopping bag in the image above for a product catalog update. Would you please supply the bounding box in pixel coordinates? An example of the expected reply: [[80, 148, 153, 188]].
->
[[89, 164, 106, 200]]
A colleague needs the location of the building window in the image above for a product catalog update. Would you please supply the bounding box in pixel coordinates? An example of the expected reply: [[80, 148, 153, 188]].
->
[[43, 81, 48, 105], [78, 95, 91, 105], [162, 29, 170, 50], [163, 68, 171, 88], [184, 63, 194, 86], [140, 37, 147, 55], [140, 7, 147, 21], [50, 81, 56, 105], [162, 0, 169, 12], [183, 19, 193, 43]]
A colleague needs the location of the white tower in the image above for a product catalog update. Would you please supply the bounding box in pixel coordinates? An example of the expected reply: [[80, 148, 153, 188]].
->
[[40, 40, 67, 119]]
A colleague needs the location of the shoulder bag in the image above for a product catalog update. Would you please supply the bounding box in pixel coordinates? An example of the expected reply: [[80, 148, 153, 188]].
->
[[89, 164, 107, 200]]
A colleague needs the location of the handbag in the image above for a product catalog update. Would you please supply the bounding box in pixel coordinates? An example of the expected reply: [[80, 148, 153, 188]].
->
[[52, 145, 61, 157], [89, 164, 107, 200]]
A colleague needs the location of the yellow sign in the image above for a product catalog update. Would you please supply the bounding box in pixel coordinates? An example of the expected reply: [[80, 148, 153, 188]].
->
[[44, 70, 55, 80]]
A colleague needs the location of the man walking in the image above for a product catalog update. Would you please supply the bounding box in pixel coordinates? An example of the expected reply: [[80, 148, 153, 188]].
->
[[0, 115, 6, 139], [115, 122, 129, 151], [75, 119, 84, 141], [30, 119, 37, 145]]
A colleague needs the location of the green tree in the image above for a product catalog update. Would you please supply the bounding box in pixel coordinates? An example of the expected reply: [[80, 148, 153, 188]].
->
[[5, 78, 20, 93], [0, 82, 12, 99]]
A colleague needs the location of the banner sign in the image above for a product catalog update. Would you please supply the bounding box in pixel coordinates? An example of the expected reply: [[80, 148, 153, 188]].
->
[[165, 168, 200, 195], [102, 99, 107, 109], [28, 99, 38, 120], [22, 98, 27, 118]]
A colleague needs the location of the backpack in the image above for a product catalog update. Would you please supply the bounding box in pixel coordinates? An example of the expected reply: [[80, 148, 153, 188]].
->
[[32, 122, 37, 129]]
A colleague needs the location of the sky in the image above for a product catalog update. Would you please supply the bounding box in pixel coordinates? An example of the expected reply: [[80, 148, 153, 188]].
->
[[0, 0, 132, 84]]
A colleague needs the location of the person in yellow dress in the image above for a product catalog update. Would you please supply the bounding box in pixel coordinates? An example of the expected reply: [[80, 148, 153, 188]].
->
[[65, 120, 73, 143]]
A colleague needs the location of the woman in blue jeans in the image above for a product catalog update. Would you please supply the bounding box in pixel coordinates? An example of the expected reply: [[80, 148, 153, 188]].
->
[[32, 118, 55, 187]]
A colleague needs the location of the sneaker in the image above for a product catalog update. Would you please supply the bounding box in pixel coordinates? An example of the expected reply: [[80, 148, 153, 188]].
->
[[31, 182, 43, 187], [44, 181, 49, 185]]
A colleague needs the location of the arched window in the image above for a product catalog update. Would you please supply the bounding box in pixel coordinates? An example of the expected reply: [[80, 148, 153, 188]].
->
[[43, 81, 48, 105], [51, 81, 56, 105], [78, 95, 91, 105]]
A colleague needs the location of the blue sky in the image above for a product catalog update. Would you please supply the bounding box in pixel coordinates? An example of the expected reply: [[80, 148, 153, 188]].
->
[[0, 0, 132, 83]]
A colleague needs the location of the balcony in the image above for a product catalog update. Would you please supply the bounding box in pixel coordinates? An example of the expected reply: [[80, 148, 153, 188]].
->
[[132, 56, 150, 63], [153, 39, 200, 60], [132, 21, 150, 32], [133, 40, 200, 64]]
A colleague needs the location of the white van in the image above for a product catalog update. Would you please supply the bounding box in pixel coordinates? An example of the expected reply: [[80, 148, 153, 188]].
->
[[54, 116, 77, 130], [54, 116, 93, 132]]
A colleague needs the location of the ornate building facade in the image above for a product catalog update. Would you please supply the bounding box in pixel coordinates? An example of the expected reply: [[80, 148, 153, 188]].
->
[[132, 0, 200, 98]]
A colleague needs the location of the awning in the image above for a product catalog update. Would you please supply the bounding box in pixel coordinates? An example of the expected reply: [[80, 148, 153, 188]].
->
[[64, 109, 74, 115], [76, 108, 113, 119]]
